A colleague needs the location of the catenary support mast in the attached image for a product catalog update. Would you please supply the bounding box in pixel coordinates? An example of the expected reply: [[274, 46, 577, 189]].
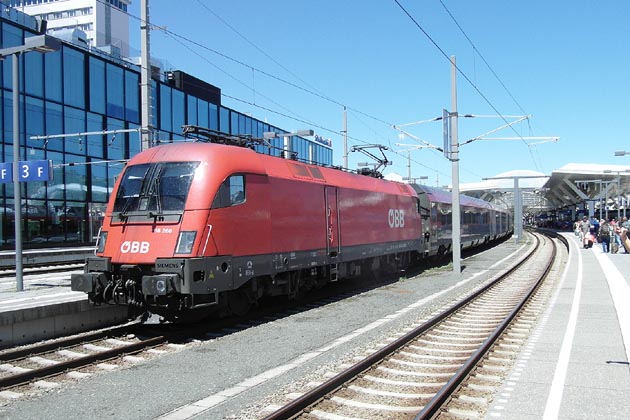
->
[[450, 56, 461, 274], [140, 0, 153, 150]]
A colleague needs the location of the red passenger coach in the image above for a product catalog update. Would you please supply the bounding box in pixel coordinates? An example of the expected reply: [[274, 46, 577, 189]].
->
[[72, 136, 424, 321]]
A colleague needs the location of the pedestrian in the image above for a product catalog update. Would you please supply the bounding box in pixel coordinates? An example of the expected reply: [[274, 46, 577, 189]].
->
[[598, 220, 611, 253], [590, 216, 600, 236], [580, 216, 591, 248], [610, 218, 621, 253]]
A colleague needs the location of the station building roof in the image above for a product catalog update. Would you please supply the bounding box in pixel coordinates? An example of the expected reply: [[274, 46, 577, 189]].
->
[[539, 163, 630, 211]]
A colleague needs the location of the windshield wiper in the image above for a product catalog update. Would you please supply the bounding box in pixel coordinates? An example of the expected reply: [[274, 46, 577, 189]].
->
[[147, 166, 164, 220]]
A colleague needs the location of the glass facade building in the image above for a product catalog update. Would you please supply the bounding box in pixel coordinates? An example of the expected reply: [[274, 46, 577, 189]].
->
[[0, 7, 332, 248]]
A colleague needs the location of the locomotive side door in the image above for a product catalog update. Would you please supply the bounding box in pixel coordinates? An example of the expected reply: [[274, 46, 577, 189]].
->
[[325, 187, 340, 256]]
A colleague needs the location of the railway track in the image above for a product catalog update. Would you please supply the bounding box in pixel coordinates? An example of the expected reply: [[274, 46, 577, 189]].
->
[[0, 277, 397, 402], [0, 323, 178, 398], [261, 231, 566, 419]]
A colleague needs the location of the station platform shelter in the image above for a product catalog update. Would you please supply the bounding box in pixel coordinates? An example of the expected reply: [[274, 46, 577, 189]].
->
[[459, 164, 630, 228]]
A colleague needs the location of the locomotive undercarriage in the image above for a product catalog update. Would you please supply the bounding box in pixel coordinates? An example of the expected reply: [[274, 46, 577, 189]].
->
[[71, 244, 422, 322]]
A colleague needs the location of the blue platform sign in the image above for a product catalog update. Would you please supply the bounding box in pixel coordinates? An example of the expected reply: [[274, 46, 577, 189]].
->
[[0, 160, 53, 183]]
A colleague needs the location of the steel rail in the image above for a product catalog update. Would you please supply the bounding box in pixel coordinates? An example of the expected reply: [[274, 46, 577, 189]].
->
[[0, 322, 142, 359], [0, 334, 167, 389], [262, 233, 545, 420], [415, 232, 561, 419]]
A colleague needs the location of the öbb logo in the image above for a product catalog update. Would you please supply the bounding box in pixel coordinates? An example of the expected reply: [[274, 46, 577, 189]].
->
[[388, 209, 405, 228], [120, 241, 150, 254]]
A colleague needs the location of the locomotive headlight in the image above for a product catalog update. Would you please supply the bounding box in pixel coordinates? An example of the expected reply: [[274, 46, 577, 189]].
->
[[175, 231, 197, 254], [96, 231, 108, 254]]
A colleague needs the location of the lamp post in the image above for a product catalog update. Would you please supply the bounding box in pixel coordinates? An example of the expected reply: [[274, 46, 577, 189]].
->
[[263, 129, 314, 160], [0, 35, 61, 292]]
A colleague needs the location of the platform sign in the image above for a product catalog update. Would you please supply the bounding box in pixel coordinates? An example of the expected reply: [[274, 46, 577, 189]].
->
[[0, 160, 53, 183]]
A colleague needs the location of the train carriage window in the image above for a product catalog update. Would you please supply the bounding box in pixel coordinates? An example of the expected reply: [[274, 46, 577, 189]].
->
[[212, 175, 246, 209]]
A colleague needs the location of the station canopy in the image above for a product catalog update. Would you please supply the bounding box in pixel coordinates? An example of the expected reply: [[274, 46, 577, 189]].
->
[[459, 170, 549, 212], [538, 163, 630, 213]]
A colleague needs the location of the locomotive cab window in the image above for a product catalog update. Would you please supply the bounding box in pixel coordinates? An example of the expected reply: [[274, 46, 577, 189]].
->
[[113, 161, 199, 214], [212, 175, 246, 209]]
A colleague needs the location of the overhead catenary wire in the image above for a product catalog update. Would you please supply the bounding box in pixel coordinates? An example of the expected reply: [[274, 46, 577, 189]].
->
[[437, 0, 547, 173], [438, 0, 529, 117], [150, 9, 447, 178], [71, 0, 442, 182], [103, 0, 396, 129], [391, 0, 541, 171], [192, 0, 336, 106], [93, 0, 507, 181]]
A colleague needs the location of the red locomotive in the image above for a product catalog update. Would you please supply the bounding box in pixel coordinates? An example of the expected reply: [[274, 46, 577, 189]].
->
[[71, 131, 511, 321]]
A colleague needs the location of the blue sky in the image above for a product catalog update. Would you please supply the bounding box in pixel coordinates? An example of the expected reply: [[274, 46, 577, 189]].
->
[[127, 1, 630, 186]]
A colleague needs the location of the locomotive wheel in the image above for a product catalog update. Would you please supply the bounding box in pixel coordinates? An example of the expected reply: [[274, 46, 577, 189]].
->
[[227, 289, 252, 317], [288, 271, 305, 300]]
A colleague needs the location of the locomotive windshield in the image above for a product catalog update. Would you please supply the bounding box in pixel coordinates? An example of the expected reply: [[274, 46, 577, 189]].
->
[[113, 161, 200, 214]]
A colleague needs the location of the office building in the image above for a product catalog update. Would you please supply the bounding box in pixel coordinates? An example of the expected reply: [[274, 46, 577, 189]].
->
[[7, 0, 131, 56]]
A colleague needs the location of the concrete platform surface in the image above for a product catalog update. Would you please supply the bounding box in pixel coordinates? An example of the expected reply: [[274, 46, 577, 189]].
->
[[487, 232, 630, 419], [0, 265, 128, 348]]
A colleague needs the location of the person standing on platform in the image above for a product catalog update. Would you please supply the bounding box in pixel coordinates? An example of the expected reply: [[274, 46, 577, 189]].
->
[[610, 218, 621, 253], [590, 216, 600, 236], [580, 216, 591, 248], [598, 220, 611, 253]]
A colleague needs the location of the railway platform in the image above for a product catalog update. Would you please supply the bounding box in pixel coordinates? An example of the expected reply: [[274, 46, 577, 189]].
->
[[0, 248, 128, 349], [487, 232, 630, 419]]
